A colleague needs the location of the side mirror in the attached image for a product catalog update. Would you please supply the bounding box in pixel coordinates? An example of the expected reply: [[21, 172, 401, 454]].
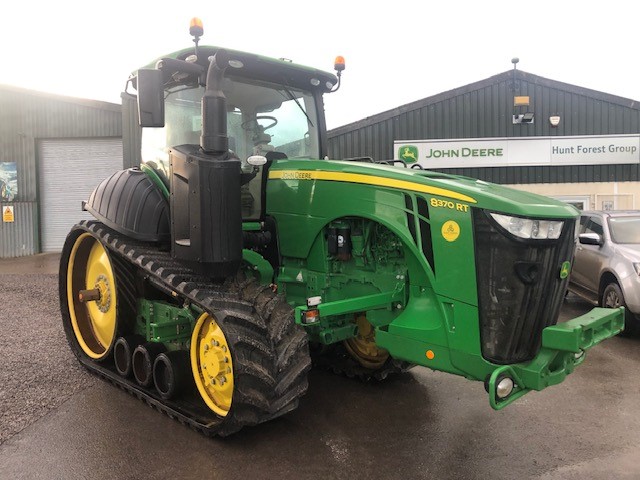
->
[[578, 232, 603, 246], [137, 69, 165, 127]]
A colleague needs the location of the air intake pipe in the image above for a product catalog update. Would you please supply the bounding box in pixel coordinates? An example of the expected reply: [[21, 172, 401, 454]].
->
[[170, 49, 242, 279], [201, 49, 230, 155]]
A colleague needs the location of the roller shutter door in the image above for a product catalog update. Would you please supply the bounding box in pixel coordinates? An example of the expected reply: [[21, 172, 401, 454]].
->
[[38, 138, 123, 252]]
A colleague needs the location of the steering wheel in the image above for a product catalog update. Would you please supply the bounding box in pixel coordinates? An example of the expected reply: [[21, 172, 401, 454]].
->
[[241, 115, 278, 131]]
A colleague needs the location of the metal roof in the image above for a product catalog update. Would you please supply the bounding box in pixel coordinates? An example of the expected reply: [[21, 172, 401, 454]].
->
[[328, 69, 640, 137]]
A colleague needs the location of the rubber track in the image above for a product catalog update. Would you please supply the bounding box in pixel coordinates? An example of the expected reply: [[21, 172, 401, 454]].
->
[[311, 343, 414, 382], [66, 220, 310, 437]]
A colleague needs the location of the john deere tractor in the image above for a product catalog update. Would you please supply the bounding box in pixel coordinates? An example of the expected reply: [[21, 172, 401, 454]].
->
[[59, 19, 623, 436]]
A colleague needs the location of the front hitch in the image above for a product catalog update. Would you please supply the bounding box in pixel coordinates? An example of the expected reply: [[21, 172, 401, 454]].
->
[[487, 307, 624, 410]]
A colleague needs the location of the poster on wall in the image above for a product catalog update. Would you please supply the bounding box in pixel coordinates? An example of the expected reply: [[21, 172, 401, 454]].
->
[[0, 162, 17, 201]]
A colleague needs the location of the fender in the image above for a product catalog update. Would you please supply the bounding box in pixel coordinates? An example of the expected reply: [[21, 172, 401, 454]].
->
[[84, 167, 170, 242]]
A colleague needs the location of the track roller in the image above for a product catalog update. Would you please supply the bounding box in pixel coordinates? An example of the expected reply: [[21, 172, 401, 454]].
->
[[113, 335, 144, 378], [133, 342, 167, 387], [153, 351, 191, 400]]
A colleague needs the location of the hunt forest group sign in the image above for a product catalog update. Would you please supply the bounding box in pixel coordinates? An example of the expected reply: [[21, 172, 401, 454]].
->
[[396, 134, 640, 168]]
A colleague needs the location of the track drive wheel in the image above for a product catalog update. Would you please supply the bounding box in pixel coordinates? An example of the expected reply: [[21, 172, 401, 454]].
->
[[344, 314, 390, 369], [312, 314, 414, 381], [188, 272, 312, 435], [60, 227, 134, 362], [191, 312, 235, 417]]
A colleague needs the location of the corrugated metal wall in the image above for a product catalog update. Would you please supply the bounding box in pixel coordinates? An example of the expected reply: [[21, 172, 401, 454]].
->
[[0, 87, 121, 201], [0, 86, 122, 257], [327, 70, 640, 183], [0, 203, 37, 257]]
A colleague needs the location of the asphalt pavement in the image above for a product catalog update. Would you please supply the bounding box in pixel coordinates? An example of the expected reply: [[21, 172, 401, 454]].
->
[[1, 254, 639, 480]]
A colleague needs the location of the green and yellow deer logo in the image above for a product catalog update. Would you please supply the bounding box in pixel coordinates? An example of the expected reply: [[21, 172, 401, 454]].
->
[[399, 145, 419, 164]]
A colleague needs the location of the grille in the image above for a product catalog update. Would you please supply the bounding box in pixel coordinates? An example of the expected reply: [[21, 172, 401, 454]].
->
[[473, 209, 576, 364], [404, 194, 435, 275]]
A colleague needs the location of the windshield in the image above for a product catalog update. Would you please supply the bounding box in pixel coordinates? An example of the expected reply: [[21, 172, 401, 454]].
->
[[140, 75, 320, 221], [141, 76, 320, 177], [608, 216, 640, 244]]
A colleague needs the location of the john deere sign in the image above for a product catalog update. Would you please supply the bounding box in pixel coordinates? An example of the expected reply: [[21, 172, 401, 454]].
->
[[395, 134, 640, 168]]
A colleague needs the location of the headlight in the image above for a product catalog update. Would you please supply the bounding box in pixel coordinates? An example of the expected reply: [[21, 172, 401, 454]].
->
[[490, 213, 563, 240], [634, 263, 640, 275], [496, 376, 515, 399]]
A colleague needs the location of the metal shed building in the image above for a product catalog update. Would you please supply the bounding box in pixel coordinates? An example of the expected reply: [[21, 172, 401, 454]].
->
[[0, 86, 123, 258], [327, 69, 640, 211]]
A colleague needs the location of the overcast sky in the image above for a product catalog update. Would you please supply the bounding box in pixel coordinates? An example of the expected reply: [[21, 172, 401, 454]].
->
[[2, 1, 637, 129]]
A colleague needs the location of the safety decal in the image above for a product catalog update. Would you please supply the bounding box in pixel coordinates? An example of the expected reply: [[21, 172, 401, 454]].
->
[[441, 220, 460, 242]]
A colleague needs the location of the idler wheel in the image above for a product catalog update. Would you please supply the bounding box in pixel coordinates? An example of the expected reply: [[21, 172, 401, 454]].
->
[[64, 232, 119, 360]]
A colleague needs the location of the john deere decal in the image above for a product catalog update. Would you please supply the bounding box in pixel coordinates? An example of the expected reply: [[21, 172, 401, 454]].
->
[[560, 261, 571, 279], [399, 145, 419, 164]]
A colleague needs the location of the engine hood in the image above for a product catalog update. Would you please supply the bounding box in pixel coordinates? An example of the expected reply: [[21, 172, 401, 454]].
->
[[269, 159, 579, 219], [614, 244, 640, 261]]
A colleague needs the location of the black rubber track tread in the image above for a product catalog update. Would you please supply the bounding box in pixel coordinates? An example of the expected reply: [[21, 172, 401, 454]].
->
[[311, 342, 414, 382], [229, 276, 312, 415], [59, 220, 310, 437]]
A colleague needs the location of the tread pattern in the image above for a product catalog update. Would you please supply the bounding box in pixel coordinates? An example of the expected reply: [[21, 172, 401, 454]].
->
[[311, 342, 414, 382], [59, 220, 310, 437]]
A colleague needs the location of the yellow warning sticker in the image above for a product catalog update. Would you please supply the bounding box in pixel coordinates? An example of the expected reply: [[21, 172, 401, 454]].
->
[[2, 205, 14, 223], [441, 220, 460, 242]]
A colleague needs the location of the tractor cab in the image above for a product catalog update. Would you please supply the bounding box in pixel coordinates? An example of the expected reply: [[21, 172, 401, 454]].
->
[[136, 43, 339, 221], [131, 24, 343, 278]]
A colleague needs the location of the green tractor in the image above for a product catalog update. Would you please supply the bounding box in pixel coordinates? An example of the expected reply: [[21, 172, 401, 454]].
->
[[59, 20, 623, 436]]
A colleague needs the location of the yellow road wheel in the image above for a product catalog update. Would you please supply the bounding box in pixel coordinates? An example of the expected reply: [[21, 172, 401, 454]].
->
[[191, 313, 234, 417], [66, 232, 118, 360], [344, 314, 389, 369]]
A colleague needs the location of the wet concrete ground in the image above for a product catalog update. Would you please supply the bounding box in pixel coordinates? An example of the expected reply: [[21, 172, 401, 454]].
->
[[1, 254, 639, 479]]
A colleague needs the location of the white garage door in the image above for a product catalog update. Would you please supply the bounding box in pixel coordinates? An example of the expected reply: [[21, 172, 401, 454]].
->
[[38, 138, 123, 252]]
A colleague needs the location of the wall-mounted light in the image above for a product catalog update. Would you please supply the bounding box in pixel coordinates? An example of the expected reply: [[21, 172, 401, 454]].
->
[[513, 112, 535, 124], [549, 115, 561, 127]]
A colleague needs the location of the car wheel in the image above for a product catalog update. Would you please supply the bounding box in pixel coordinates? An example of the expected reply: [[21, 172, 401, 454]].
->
[[602, 282, 640, 337]]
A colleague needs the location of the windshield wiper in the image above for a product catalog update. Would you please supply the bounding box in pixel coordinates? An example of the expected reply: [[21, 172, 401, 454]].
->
[[280, 86, 314, 128]]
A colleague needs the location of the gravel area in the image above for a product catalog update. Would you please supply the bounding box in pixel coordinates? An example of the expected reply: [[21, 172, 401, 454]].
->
[[0, 274, 95, 444]]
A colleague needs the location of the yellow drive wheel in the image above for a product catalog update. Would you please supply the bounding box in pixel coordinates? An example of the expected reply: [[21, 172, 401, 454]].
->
[[344, 314, 390, 369], [191, 312, 235, 417], [66, 232, 118, 361]]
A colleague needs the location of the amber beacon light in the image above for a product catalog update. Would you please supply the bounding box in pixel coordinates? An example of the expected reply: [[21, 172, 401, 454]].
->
[[189, 17, 204, 37]]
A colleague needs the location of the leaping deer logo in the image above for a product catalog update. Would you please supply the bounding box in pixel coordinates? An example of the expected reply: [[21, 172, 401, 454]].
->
[[402, 147, 416, 161], [400, 146, 418, 163]]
